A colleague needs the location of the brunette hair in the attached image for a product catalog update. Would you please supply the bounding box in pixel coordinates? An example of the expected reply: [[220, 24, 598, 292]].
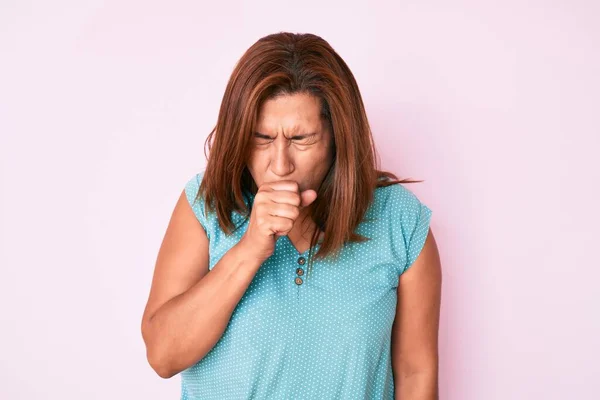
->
[[194, 32, 422, 278]]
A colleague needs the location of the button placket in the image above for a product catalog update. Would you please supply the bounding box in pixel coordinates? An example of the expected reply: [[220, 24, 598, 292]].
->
[[289, 253, 309, 398], [294, 256, 306, 285]]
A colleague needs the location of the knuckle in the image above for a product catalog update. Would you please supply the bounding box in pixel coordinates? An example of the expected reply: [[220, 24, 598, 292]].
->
[[291, 206, 300, 219], [254, 191, 266, 202]]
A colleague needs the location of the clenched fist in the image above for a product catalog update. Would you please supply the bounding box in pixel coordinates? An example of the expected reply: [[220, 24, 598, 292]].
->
[[239, 180, 317, 264]]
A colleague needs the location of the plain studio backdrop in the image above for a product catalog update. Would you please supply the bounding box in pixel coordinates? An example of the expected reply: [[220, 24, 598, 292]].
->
[[1, 1, 598, 399]]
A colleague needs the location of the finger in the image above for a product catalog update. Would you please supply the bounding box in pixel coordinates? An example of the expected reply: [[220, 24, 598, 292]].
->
[[300, 189, 317, 208], [266, 203, 300, 221], [266, 190, 302, 207], [266, 215, 294, 236], [263, 180, 299, 193]]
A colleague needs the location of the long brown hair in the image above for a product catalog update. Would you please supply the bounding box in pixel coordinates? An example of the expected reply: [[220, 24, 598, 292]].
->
[[195, 32, 422, 278]]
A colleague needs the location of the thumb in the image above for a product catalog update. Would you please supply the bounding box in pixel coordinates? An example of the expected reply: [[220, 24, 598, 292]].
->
[[300, 189, 317, 208]]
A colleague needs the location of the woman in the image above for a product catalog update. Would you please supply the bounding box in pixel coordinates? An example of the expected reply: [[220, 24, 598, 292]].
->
[[141, 32, 442, 399]]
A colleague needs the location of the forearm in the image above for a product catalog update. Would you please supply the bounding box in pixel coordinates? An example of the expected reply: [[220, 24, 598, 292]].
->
[[395, 370, 438, 400], [145, 239, 262, 378]]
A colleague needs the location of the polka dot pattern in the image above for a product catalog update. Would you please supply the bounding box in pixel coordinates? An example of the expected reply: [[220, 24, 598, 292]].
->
[[181, 170, 432, 399]]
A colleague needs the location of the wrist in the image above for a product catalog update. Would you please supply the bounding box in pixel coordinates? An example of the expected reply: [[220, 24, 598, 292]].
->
[[235, 236, 267, 266]]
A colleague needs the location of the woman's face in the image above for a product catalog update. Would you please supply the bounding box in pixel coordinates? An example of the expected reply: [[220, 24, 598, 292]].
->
[[247, 92, 334, 194]]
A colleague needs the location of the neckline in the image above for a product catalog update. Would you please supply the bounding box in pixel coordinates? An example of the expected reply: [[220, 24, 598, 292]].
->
[[282, 233, 322, 256]]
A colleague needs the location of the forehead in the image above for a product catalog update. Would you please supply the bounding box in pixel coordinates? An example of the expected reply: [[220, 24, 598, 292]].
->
[[256, 92, 323, 131]]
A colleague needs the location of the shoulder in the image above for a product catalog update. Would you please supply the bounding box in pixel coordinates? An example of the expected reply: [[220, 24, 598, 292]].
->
[[375, 182, 430, 218], [376, 182, 433, 275], [184, 170, 206, 198], [183, 169, 209, 229], [184, 169, 209, 204]]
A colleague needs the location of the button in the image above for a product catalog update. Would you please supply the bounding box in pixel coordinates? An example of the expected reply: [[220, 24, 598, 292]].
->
[[296, 268, 304, 276], [295, 277, 303, 285], [297, 257, 306, 265]]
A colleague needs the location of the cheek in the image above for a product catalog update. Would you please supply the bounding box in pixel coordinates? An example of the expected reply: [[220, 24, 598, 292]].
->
[[247, 152, 268, 168], [313, 147, 333, 166], [305, 150, 332, 173]]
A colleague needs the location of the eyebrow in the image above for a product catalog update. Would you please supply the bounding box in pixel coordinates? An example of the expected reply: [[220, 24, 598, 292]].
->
[[254, 131, 318, 140]]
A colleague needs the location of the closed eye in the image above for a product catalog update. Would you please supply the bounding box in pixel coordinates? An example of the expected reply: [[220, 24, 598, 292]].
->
[[252, 132, 318, 147], [291, 134, 313, 140], [252, 133, 273, 145]]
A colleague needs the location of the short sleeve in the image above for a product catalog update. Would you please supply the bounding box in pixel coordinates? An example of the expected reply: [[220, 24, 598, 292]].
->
[[387, 184, 433, 276], [184, 171, 209, 236]]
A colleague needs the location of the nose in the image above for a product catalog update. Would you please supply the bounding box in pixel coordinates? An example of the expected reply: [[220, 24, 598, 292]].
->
[[270, 141, 294, 177]]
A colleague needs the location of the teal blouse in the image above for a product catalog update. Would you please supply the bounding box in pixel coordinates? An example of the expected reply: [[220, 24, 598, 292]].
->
[[181, 169, 432, 399]]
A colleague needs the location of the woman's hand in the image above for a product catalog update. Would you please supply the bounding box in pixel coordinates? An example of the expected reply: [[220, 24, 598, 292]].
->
[[239, 180, 317, 263]]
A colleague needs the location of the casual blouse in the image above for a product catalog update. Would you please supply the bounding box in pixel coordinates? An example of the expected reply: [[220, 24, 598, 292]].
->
[[180, 169, 432, 399]]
